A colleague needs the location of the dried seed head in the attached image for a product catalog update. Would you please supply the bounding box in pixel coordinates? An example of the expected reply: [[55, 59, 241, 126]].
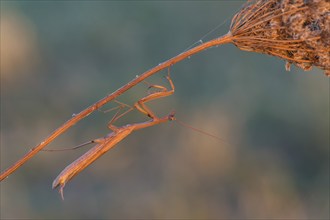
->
[[229, 0, 330, 76]]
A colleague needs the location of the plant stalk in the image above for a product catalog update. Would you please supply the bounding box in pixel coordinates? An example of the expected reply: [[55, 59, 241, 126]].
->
[[0, 33, 233, 181]]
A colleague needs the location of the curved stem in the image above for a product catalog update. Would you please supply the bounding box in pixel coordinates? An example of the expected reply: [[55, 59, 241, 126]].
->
[[0, 33, 233, 181]]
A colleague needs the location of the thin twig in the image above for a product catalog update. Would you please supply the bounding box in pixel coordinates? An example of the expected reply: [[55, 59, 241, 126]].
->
[[0, 33, 233, 181]]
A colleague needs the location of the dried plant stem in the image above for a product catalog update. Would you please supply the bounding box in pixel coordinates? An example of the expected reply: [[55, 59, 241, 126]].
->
[[0, 34, 233, 181]]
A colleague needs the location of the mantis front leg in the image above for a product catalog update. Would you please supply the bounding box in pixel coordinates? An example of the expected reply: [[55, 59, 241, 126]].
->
[[134, 74, 175, 120], [106, 74, 175, 131]]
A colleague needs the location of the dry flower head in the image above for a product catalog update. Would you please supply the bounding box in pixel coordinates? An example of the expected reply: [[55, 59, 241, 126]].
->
[[229, 0, 330, 76]]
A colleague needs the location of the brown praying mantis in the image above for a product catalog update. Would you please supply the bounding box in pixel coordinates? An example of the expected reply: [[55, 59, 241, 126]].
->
[[51, 74, 175, 199]]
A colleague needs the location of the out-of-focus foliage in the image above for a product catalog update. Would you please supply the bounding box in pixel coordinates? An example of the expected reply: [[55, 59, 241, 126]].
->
[[1, 1, 328, 219]]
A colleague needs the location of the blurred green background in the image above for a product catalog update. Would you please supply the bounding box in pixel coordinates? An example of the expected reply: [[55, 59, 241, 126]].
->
[[1, 1, 329, 219]]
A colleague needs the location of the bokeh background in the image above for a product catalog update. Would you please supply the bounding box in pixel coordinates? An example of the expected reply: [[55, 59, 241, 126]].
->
[[1, 1, 329, 219]]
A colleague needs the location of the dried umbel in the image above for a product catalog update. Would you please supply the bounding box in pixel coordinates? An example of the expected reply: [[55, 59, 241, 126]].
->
[[229, 0, 330, 76]]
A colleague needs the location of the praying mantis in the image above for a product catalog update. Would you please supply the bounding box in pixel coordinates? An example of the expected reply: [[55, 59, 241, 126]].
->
[[52, 74, 175, 199]]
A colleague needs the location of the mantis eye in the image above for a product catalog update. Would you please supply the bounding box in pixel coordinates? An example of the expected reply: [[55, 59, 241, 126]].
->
[[168, 111, 176, 121]]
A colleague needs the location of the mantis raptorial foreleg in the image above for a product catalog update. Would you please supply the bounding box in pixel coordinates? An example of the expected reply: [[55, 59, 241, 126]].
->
[[52, 74, 175, 199], [134, 75, 175, 119]]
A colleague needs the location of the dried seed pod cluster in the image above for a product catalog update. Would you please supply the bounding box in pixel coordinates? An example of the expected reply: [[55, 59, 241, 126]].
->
[[229, 0, 330, 76]]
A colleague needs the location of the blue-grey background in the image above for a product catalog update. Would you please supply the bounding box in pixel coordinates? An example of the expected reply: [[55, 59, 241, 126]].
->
[[1, 1, 329, 219]]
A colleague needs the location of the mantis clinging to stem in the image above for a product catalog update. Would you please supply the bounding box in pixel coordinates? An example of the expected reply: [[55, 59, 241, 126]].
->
[[52, 74, 175, 199], [0, 34, 233, 182]]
